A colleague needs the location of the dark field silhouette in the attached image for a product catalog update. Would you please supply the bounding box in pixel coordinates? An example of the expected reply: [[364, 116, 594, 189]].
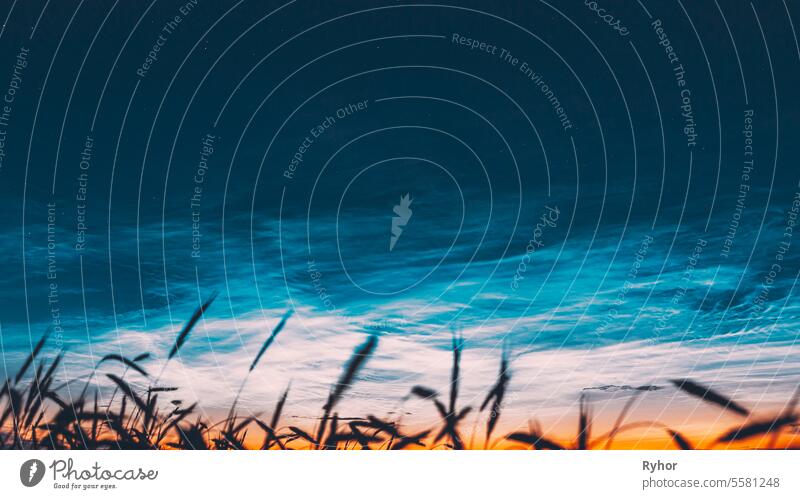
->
[[1, 296, 798, 450]]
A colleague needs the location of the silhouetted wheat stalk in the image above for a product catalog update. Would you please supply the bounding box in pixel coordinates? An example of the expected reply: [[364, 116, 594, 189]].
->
[[225, 309, 293, 443], [479, 342, 510, 449], [316, 334, 378, 449], [157, 291, 219, 381], [407, 331, 473, 449]]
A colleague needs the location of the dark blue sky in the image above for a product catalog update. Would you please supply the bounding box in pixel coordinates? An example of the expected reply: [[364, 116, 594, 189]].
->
[[0, 1, 799, 415]]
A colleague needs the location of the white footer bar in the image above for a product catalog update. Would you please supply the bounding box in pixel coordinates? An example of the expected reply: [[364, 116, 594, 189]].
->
[[1, 451, 798, 498]]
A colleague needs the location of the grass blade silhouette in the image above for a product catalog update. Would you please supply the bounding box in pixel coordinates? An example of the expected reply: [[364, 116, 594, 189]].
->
[[507, 431, 564, 450], [228, 310, 293, 421], [670, 379, 749, 417], [392, 429, 430, 450], [249, 310, 292, 372], [96, 354, 150, 378], [666, 429, 694, 449], [289, 426, 318, 446], [15, 330, 50, 385], [418, 334, 470, 450], [449, 332, 463, 416], [262, 385, 290, 449], [106, 374, 147, 414], [167, 291, 218, 361], [410, 385, 438, 399], [717, 414, 798, 444], [768, 384, 800, 448], [577, 394, 592, 450], [324, 335, 378, 412], [317, 335, 378, 446], [480, 344, 510, 447], [603, 389, 646, 449]]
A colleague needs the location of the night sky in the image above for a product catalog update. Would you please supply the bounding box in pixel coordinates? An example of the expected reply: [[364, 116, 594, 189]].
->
[[0, 1, 799, 435]]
